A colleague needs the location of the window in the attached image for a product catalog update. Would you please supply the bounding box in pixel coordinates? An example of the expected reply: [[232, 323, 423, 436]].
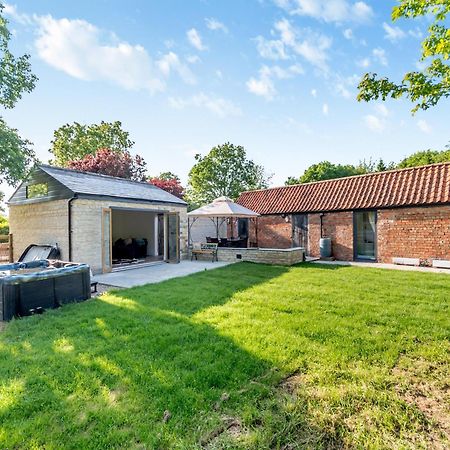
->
[[26, 183, 48, 199]]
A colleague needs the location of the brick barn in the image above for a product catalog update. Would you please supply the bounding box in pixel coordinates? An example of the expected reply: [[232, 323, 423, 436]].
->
[[236, 162, 450, 265]]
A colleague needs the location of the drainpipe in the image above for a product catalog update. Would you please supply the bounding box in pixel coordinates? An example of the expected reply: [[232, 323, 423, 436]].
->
[[68, 195, 77, 261], [319, 213, 325, 238]]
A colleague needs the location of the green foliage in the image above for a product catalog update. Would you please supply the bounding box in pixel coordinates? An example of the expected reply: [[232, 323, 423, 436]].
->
[[157, 171, 180, 181], [286, 161, 365, 185], [0, 263, 448, 448], [357, 0, 450, 113], [0, 213, 8, 234], [187, 142, 270, 205], [0, 4, 37, 109], [398, 148, 450, 167], [0, 117, 35, 185], [50, 121, 135, 167], [0, 4, 37, 189]]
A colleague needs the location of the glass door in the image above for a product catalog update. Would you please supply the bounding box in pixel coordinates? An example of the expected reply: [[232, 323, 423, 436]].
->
[[354, 211, 376, 260], [292, 214, 308, 250], [165, 213, 180, 263], [102, 208, 112, 272]]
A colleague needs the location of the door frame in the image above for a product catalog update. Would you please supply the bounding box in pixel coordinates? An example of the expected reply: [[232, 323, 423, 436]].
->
[[101, 207, 112, 273], [353, 210, 377, 261], [165, 212, 180, 263]]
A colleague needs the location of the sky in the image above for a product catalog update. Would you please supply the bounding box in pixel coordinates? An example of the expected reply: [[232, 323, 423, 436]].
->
[[2, 0, 450, 203]]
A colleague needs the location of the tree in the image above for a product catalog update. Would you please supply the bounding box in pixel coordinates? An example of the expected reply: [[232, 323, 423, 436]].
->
[[0, 5, 37, 109], [398, 148, 450, 168], [0, 117, 35, 185], [357, 0, 450, 113], [149, 173, 184, 199], [0, 213, 8, 235], [50, 121, 135, 166], [187, 142, 270, 205], [286, 161, 365, 185], [0, 4, 37, 189], [67, 148, 148, 181]]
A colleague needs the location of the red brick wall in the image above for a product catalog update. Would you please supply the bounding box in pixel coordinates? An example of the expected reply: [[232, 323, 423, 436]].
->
[[308, 212, 354, 260], [377, 205, 450, 263], [255, 205, 450, 263], [255, 215, 292, 248]]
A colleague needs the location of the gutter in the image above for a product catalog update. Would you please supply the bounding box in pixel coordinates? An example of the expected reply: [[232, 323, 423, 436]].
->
[[68, 194, 78, 261]]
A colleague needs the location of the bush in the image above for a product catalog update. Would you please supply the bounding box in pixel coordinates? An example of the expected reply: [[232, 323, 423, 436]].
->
[[0, 215, 9, 235]]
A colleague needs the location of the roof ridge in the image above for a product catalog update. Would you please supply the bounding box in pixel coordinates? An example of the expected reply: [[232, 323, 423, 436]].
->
[[240, 161, 450, 195], [39, 164, 157, 188]]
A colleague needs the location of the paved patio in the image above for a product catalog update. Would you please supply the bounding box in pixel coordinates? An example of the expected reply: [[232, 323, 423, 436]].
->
[[93, 260, 232, 288]]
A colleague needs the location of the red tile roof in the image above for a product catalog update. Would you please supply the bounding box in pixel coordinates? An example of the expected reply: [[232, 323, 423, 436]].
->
[[237, 162, 450, 215]]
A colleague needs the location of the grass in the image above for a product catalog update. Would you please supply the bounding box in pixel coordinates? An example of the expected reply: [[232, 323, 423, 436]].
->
[[0, 262, 449, 449]]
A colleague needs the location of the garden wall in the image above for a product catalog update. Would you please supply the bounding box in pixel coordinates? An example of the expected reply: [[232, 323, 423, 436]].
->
[[216, 247, 304, 265]]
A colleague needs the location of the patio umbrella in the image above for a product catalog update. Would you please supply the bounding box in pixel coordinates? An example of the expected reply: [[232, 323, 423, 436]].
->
[[187, 196, 259, 243], [188, 196, 260, 219]]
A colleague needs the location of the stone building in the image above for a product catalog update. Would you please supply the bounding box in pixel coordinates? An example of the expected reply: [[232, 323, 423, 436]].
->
[[8, 165, 187, 274], [237, 162, 450, 265]]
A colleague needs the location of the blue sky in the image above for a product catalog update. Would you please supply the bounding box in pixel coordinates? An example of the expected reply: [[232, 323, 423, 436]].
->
[[2, 0, 450, 200]]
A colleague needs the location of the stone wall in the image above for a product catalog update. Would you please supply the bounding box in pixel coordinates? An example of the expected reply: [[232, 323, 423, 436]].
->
[[71, 199, 188, 273], [9, 200, 69, 261], [216, 247, 304, 265], [377, 205, 450, 264]]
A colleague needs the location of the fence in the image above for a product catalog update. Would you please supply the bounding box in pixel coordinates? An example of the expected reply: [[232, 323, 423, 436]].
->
[[0, 234, 13, 263]]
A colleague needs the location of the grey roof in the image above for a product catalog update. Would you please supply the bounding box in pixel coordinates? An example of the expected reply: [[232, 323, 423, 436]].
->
[[39, 165, 186, 205]]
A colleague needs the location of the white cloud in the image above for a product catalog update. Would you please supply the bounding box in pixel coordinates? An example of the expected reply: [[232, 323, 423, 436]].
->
[[417, 119, 432, 134], [275, 19, 332, 70], [205, 18, 228, 33], [34, 15, 165, 93], [168, 93, 241, 117], [247, 76, 276, 100], [255, 36, 288, 60], [374, 103, 389, 117], [156, 52, 196, 84], [3, 3, 33, 25], [246, 64, 304, 100], [372, 47, 388, 66], [383, 22, 406, 42], [357, 57, 370, 68], [364, 114, 385, 132], [187, 28, 207, 51], [186, 55, 201, 64], [274, 0, 373, 23], [343, 28, 353, 39], [322, 103, 329, 115], [311, 88, 317, 97]]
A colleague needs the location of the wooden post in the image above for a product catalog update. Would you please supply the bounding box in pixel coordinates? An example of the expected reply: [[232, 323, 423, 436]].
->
[[8, 233, 13, 262]]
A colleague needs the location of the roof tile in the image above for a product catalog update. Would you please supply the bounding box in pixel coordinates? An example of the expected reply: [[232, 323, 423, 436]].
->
[[237, 162, 450, 214]]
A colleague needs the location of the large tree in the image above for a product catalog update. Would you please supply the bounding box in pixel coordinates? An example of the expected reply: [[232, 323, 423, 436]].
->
[[0, 118, 35, 185], [50, 121, 135, 166], [187, 142, 270, 205], [0, 4, 37, 188], [398, 146, 450, 168], [148, 173, 184, 199], [286, 161, 365, 185], [358, 0, 450, 113], [67, 148, 147, 181]]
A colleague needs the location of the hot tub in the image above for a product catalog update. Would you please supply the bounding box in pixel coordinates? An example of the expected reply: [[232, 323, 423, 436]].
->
[[0, 260, 91, 321]]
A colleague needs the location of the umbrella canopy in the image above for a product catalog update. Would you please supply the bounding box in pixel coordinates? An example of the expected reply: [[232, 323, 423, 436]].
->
[[188, 196, 259, 218]]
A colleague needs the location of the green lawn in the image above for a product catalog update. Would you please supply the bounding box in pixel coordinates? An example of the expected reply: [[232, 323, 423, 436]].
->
[[0, 263, 449, 449]]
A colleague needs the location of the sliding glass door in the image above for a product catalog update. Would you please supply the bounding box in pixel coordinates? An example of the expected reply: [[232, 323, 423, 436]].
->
[[354, 211, 377, 260]]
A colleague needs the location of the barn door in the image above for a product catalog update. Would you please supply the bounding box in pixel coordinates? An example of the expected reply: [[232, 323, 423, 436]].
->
[[102, 208, 112, 273]]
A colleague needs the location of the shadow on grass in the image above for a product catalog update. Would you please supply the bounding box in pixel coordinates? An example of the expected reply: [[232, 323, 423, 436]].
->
[[0, 263, 344, 449]]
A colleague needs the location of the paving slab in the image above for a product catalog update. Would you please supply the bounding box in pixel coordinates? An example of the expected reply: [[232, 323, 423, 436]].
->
[[93, 260, 233, 288]]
